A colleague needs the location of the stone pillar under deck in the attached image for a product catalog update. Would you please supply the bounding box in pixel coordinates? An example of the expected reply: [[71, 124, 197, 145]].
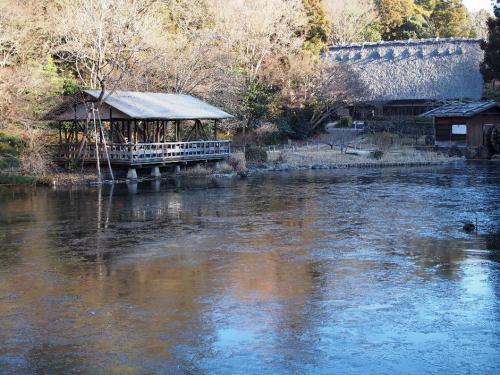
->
[[127, 183, 138, 194], [174, 165, 181, 173], [127, 168, 138, 180], [150, 166, 161, 178]]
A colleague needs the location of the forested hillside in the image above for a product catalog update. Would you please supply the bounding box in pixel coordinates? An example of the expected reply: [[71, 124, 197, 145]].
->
[[0, 0, 494, 174]]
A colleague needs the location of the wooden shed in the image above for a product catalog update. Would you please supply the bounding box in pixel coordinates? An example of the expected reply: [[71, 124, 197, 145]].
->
[[420, 101, 500, 153]]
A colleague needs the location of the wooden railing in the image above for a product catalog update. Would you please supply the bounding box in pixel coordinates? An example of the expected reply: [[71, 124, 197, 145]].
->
[[50, 141, 231, 165]]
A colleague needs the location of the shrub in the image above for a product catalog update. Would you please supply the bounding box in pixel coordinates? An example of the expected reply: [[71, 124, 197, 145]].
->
[[0, 174, 36, 185], [337, 116, 353, 128], [368, 132, 401, 151], [244, 145, 268, 163], [0, 131, 25, 150], [0, 142, 18, 156], [228, 155, 247, 174], [254, 123, 282, 145], [19, 128, 50, 176], [0, 131, 23, 171], [275, 151, 288, 163], [370, 150, 384, 159]]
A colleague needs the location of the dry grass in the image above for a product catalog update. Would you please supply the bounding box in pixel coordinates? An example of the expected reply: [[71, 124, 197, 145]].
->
[[214, 161, 235, 174], [267, 146, 460, 167], [180, 160, 242, 177], [37, 171, 99, 186], [180, 164, 213, 177]]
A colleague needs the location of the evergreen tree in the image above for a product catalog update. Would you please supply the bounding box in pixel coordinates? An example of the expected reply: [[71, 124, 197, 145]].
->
[[415, 0, 436, 12], [376, 0, 478, 41], [376, 0, 433, 40], [481, 1, 500, 84], [302, 0, 331, 53], [430, 0, 471, 37], [394, 13, 433, 39]]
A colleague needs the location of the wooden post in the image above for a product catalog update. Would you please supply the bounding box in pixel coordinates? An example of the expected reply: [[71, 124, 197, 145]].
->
[[99, 120, 103, 144], [109, 120, 113, 144], [109, 108, 113, 144], [175, 120, 180, 141], [214, 120, 218, 140], [96, 107, 115, 181], [91, 104, 101, 181], [58, 122, 62, 146]]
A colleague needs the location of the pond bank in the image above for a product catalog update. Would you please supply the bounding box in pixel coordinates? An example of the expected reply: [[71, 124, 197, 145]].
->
[[0, 149, 467, 187], [1, 160, 464, 188], [246, 147, 464, 175], [246, 159, 464, 175]]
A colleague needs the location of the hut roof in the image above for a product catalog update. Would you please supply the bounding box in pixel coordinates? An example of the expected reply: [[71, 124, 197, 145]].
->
[[43, 90, 233, 121], [419, 101, 500, 118], [326, 38, 484, 104]]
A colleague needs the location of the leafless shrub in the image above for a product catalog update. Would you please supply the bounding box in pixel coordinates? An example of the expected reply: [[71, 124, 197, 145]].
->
[[275, 151, 288, 163], [19, 126, 51, 176], [245, 145, 268, 163], [227, 154, 247, 174], [327, 128, 361, 153], [366, 132, 402, 151], [251, 123, 282, 145]]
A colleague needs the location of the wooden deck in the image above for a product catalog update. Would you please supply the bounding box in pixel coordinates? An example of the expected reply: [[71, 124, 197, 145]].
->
[[51, 141, 231, 166]]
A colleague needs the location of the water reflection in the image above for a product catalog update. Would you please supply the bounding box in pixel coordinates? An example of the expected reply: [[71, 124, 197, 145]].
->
[[0, 163, 499, 374]]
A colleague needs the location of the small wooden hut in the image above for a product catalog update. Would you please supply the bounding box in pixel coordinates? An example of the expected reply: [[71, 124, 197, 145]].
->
[[419, 101, 500, 155], [43, 90, 233, 172]]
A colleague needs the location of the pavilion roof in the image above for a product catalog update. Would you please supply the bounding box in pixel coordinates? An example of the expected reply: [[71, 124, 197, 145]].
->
[[43, 90, 233, 121]]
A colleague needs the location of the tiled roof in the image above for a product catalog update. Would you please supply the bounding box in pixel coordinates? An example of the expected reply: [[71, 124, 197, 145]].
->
[[419, 101, 499, 118]]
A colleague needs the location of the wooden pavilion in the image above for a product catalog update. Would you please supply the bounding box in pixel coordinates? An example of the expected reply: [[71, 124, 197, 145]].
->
[[43, 90, 233, 172]]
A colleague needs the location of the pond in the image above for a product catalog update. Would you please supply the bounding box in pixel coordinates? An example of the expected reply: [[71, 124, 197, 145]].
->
[[1, 162, 499, 374]]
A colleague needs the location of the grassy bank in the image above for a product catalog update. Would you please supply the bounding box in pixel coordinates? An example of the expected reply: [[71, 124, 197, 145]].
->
[[243, 146, 463, 173]]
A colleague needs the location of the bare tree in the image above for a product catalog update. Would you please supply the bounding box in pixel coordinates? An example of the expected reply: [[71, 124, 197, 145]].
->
[[53, 0, 159, 179], [209, 0, 307, 132], [54, 0, 159, 99], [325, 0, 380, 45], [130, 0, 231, 97], [272, 54, 366, 137], [212, 0, 305, 82], [468, 9, 491, 40]]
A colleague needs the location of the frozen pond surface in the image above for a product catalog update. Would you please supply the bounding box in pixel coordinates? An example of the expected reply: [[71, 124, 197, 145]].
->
[[0, 162, 499, 374]]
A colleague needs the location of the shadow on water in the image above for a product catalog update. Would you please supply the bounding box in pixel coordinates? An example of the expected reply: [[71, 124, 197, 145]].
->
[[0, 163, 499, 374]]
